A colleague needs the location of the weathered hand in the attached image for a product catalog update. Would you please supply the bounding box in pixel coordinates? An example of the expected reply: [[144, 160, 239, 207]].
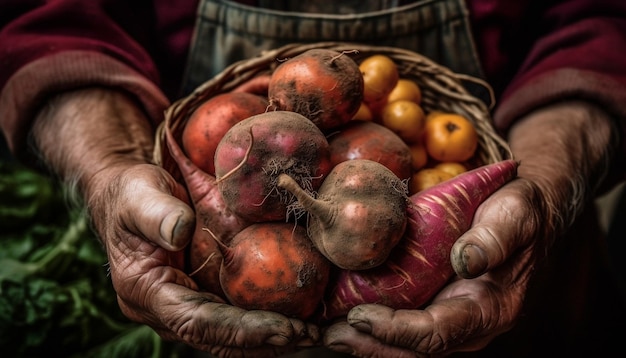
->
[[31, 87, 319, 357], [88, 163, 319, 356], [323, 100, 618, 357], [323, 177, 543, 357]]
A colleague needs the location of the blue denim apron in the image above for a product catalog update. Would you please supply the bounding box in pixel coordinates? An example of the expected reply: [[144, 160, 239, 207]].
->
[[181, 0, 484, 96]]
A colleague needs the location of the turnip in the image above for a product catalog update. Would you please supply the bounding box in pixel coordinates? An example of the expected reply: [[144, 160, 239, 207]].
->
[[232, 74, 271, 96], [214, 111, 333, 222], [320, 159, 519, 321], [165, 123, 251, 296], [277, 159, 409, 271], [218, 222, 331, 320], [268, 48, 364, 131], [327, 120, 413, 180], [181, 92, 269, 175]]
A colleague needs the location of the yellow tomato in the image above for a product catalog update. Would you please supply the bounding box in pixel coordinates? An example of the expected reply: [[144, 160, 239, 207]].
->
[[380, 100, 426, 143], [359, 54, 399, 104], [434, 161, 467, 177], [423, 113, 478, 162], [387, 78, 422, 104], [409, 168, 454, 194], [425, 110, 445, 122]]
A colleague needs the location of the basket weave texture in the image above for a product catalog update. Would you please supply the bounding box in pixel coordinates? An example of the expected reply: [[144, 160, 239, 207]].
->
[[154, 42, 512, 180]]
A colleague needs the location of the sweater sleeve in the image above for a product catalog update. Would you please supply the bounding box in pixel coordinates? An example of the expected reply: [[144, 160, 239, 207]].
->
[[0, 0, 170, 158], [491, 0, 626, 181]]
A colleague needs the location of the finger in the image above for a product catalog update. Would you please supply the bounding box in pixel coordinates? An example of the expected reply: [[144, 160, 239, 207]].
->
[[343, 300, 498, 356], [295, 320, 321, 348], [114, 261, 312, 352], [119, 164, 196, 251], [450, 180, 538, 278], [325, 320, 416, 358]]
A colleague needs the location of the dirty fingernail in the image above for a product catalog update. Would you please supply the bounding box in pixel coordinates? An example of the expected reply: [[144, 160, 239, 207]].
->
[[164, 211, 193, 248], [266, 334, 290, 346], [461, 244, 488, 277], [350, 320, 372, 334], [327, 343, 354, 354]]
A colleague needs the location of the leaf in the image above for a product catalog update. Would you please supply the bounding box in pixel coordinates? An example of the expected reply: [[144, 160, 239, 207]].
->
[[0, 258, 38, 283], [0, 161, 63, 230], [0, 161, 141, 356], [75, 325, 189, 358]]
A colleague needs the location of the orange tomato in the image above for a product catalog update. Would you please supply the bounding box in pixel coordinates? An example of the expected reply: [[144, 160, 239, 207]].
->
[[425, 110, 445, 121], [380, 100, 426, 143], [434, 161, 467, 176], [352, 102, 373, 121], [359, 54, 399, 104], [387, 78, 422, 104], [409, 168, 454, 194], [408, 142, 429, 171], [423, 113, 478, 162]]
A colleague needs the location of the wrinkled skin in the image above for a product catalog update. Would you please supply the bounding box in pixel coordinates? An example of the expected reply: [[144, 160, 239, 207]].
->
[[322, 100, 621, 357], [29, 86, 620, 356], [322, 178, 539, 357], [30, 88, 319, 357]]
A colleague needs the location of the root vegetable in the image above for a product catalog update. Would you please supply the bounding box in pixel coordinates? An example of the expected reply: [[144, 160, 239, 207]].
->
[[218, 222, 331, 320], [214, 111, 333, 222], [165, 123, 251, 296], [328, 120, 413, 180], [320, 159, 519, 321], [181, 92, 269, 175], [268, 49, 364, 131], [278, 159, 409, 271], [232, 74, 271, 96]]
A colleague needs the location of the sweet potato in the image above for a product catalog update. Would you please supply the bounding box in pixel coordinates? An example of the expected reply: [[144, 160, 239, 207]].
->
[[320, 159, 519, 320]]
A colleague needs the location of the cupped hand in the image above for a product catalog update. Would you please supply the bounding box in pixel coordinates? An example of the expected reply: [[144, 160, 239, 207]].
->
[[31, 87, 319, 357], [322, 100, 618, 357], [86, 162, 319, 356], [323, 177, 546, 357]]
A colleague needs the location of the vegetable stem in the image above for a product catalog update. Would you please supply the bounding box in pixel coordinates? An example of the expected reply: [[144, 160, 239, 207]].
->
[[35, 214, 88, 278]]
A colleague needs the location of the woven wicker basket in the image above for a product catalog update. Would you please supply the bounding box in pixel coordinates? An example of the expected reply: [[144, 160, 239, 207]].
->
[[154, 42, 512, 180]]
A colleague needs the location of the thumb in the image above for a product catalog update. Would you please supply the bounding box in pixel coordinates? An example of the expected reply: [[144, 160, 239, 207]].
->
[[121, 164, 196, 251], [450, 182, 535, 278]]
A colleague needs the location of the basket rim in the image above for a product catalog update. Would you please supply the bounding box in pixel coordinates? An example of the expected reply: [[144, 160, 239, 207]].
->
[[154, 41, 512, 181]]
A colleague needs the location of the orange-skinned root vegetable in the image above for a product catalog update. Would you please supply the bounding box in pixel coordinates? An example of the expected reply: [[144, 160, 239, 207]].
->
[[268, 49, 364, 131], [182, 92, 269, 175], [328, 120, 413, 180], [214, 111, 333, 222], [218, 222, 331, 320], [278, 159, 409, 271], [165, 123, 251, 297], [232, 74, 271, 96], [320, 159, 519, 321]]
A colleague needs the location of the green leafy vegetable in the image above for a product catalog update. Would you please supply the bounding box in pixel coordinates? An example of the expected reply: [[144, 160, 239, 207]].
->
[[0, 161, 189, 357]]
